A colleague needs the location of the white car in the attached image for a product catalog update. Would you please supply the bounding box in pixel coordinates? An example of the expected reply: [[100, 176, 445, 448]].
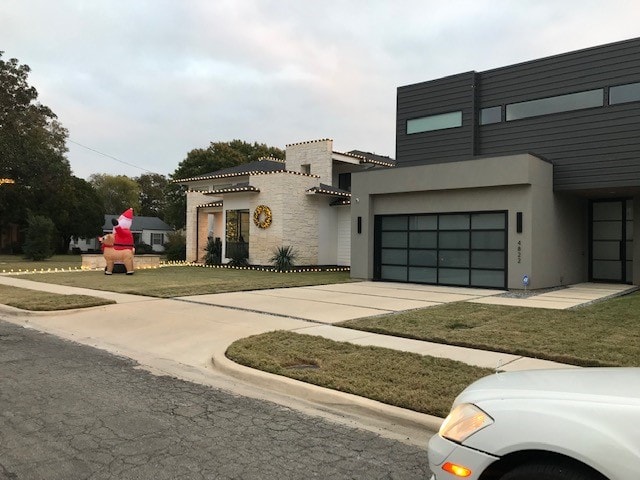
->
[[428, 368, 640, 480]]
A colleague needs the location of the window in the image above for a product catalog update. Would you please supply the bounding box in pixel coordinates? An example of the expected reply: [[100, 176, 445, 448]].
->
[[506, 89, 603, 121], [338, 172, 351, 191], [609, 82, 640, 105], [301, 164, 311, 175], [225, 209, 250, 258], [480, 106, 501, 125], [151, 233, 164, 246], [407, 111, 462, 134]]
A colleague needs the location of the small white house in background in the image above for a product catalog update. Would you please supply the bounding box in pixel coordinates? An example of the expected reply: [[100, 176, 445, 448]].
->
[[176, 139, 395, 266], [70, 215, 173, 253]]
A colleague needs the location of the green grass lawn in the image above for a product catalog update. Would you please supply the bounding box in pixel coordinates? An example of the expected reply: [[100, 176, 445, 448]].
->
[[0, 284, 115, 311], [227, 331, 492, 417], [0, 254, 82, 273], [16, 265, 353, 298], [339, 293, 640, 367]]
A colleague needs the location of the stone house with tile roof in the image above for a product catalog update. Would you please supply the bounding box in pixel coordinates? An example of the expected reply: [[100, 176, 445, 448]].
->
[[175, 139, 394, 266]]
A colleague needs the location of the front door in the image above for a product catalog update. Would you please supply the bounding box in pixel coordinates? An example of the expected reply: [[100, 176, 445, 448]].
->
[[590, 199, 633, 283]]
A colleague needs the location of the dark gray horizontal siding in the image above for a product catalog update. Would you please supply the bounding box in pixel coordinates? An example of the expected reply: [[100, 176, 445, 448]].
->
[[480, 38, 640, 104], [396, 37, 640, 189], [555, 166, 640, 190], [397, 72, 476, 163], [479, 102, 640, 189]]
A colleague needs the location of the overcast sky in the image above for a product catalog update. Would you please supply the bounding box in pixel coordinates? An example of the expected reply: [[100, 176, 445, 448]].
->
[[4, 0, 639, 180]]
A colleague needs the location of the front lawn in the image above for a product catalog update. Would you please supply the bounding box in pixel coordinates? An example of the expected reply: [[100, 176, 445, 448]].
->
[[6, 265, 354, 298], [0, 254, 82, 273], [339, 292, 640, 367]]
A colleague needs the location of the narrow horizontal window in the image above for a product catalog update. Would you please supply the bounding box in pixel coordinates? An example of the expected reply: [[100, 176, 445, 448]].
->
[[407, 111, 462, 134], [480, 106, 501, 125], [609, 82, 640, 105], [506, 89, 603, 121]]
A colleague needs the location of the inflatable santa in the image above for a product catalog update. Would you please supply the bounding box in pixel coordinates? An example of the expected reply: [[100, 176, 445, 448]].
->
[[108, 208, 135, 274]]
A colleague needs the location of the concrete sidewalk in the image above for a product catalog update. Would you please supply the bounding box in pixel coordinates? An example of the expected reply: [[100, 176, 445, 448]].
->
[[0, 275, 636, 440]]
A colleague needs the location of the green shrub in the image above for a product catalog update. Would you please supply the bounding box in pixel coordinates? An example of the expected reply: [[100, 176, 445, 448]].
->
[[164, 231, 186, 261], [270, 245, 297, 271], [228, 243, 249, 267], [135, 242, 153, 254], [22, 215, 56, 261], [204, 237, 222, 265]]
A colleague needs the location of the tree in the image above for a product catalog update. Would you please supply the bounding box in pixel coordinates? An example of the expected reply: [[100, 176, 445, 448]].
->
[[164, 140, 285, 229], [89, 173, 141, 214], [163, 230, 186, 261], [0, 51, 100, 253], [135, 173, 168, 218], [22, 214, 56, 260], [59, 177, 105, 248]]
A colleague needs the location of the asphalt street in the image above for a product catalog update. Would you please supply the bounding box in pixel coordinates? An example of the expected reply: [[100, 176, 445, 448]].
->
[[0, 320, 431, 479]]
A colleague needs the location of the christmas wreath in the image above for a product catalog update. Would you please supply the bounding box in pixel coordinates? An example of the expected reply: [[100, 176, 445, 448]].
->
[[253, 205, 272, 229]]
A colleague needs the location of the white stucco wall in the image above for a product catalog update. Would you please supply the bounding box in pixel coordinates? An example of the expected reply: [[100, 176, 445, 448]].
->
[[318, 201, 337, 265], [336, 206, 351, 266]]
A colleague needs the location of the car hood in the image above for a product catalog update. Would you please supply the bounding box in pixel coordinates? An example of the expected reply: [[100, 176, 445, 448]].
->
[[454, 367, 640, 406]]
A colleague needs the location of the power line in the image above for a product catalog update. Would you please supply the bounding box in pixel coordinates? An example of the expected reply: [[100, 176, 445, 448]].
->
[[68, 139, 161, 175]]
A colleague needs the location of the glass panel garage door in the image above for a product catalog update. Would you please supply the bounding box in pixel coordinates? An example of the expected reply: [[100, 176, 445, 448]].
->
[[375, 212, 507, 288]]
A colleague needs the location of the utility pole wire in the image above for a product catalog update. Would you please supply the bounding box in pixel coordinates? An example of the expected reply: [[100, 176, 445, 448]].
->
[[68, 139, 161, 175]]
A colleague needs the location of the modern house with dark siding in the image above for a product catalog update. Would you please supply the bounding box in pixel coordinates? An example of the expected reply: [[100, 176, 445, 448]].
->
[[351, 37, 640, 289]]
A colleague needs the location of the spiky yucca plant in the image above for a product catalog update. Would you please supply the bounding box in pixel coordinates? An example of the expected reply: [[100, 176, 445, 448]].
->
[[270, 245, 297, 271]]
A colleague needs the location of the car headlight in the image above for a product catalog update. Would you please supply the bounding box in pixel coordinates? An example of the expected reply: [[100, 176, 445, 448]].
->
[[439, 403, 494, 443]]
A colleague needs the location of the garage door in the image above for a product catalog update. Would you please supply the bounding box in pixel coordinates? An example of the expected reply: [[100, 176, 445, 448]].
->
[[374, 212, 507, 288]]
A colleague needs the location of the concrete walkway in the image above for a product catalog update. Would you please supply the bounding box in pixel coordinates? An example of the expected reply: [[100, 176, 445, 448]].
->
[[0, 275, 636, 437]]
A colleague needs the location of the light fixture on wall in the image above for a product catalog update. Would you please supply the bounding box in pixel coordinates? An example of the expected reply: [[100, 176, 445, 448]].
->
[[517, 212, 523, 233]]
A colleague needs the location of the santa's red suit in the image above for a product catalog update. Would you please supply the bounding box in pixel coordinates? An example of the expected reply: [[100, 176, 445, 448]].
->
[[113, 208, 135, 251]]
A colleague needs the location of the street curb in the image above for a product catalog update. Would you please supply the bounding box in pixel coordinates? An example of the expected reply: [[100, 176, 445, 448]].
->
[[211, 352, 444, 433]]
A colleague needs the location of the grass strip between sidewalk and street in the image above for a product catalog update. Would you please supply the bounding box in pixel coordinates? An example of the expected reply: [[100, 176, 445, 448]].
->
[[226, 330, 492, 418], [0, 284, 115, 311], [339, 292, 640, 368]]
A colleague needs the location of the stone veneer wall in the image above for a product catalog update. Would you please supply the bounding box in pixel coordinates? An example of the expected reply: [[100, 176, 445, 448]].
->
[[285, 139, 333, 185], [185, 190, 214, 262], [196, 208, 212, 262], [249, 172, 320, 265]]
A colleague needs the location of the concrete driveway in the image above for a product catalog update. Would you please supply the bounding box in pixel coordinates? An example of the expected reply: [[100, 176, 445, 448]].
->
[[177, 281, 504, 323]]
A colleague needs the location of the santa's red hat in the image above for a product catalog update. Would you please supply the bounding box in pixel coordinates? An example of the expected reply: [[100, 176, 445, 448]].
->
[[117, 208, 134, 229]]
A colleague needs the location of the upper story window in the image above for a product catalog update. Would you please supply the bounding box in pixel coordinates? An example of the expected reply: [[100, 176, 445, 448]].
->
[[301, 164, 311, 175], [480, 106, 502, 125], [506, 89, 603, 121], [338, 172, 351, 192], [406, 111, 462, 134], [609, 81, 640, 105]]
